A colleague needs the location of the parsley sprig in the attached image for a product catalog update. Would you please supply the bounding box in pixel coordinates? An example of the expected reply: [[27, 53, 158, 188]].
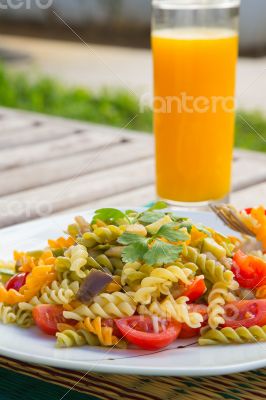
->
[[118, 223, 189, 266], [92, 208, 130, 225], [92, 202, 168, 226], [91, 204, 193, 265]]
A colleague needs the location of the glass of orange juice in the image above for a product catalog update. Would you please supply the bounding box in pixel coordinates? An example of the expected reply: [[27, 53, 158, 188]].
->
[[152, 0, 240, 207]]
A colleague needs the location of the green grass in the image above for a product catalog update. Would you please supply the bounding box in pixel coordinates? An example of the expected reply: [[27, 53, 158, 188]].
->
[[235, 111, 266, 152], [0, 64, 265, 152]]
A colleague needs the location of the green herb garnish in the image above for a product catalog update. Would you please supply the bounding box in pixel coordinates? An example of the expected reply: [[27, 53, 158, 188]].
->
[[155, 224, 190, 242], [139, 211, 165, 224], [147, 201, 168, 211], [92, 208, 129, 225], [118, 223, 187, 265], [144, 241, 183, 266]]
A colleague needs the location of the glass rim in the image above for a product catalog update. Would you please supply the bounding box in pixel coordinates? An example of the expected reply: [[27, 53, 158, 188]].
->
[[152, 0, 241, 9]]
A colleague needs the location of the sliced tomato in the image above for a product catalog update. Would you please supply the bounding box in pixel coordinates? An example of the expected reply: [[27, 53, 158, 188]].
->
[[179, 304, 208, 339], [232, 250, 266, 288], [224, 300, 266, 328], [5, 272, 28, 291], [182, 276, 207, 303], [33, 305, 70, 336], [178, 324, 198, 339], [115, 316, 181, 350]]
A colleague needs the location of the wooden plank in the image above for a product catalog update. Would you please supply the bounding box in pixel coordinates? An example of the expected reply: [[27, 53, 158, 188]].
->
[[54, 181, 266, 217], [0, 106, 150, 139], [0, 108, 26, 119], [62, 185, 156, 214], [234, 149, 266, 162], [0, 123, 85, 149], [0, 129, 132, 171], [78, 182, 266, 215], [0, 138, 153, 196], [0, 118, 37, 132], [232, 154, 266, 191], [0, 107, 72, 122], [0, 158, 155, 227], [231, 181, 266, 208]]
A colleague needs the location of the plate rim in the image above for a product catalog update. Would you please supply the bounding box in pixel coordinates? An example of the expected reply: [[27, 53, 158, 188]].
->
[[0, 207, 265, 377]]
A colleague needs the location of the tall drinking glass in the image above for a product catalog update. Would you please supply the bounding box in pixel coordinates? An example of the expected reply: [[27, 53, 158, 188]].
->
[[152, 0, 240, 206]]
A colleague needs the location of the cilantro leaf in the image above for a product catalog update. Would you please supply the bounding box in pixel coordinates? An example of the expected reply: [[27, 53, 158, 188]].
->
[[121, 241, 149, 263], [118, 232, 148, 245], [155, 224, 190, 242], [139, 211, 165, 224], [147, 201, 168, 211], [92, 208, 129, 225], [125, 209, 137, 215], [144, 240, 183, 266], [118, 233, 149, 262]]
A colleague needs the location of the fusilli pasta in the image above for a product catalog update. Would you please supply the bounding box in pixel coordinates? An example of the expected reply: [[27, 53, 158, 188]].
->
[[1, 205, 264, 352], [199, 325, 266, 345], [0, 303, 17, 324], [182, 245, 238, 289], [207, 282, 236, 329], [63, 292, 136, 321], [56, 329, 100, 348]]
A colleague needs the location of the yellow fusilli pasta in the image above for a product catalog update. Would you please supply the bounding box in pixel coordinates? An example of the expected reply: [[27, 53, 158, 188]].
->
[[207, 282, 236, 329], [133, 265, 194, 305], [69, 245, 88, 279], [31, 280, 80, 305], [160, 296, 203, 328], [63, 292, 136, 321], [121, 262, 153, 288], [0, 303, 17, 324]]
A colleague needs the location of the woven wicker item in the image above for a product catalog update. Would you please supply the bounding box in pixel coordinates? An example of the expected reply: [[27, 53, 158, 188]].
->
[[0, 355, 265, 400]]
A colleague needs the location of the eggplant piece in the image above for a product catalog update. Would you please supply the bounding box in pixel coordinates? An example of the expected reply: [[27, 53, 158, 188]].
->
[[76, 268, 113, 305]]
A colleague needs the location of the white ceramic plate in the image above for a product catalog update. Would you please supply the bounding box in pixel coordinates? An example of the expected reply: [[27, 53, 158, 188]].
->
[[0, 208, 265, 376]]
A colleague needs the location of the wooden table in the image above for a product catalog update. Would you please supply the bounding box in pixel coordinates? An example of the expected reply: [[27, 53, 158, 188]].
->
[[0, 106, 265, 228], [0, 106, 266, 400]]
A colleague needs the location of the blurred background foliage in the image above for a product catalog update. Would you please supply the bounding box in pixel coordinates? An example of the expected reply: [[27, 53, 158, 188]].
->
[[0, 64, 265, 152]]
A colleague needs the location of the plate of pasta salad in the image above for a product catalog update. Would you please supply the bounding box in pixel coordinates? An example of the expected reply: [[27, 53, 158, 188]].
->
[[0, 204, 266, 376]]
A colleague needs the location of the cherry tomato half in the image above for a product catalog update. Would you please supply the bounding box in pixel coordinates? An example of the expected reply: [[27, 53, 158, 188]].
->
[[33, 305, 68, 336], [183, 277, 207, 303], [115, 316, 181, 350], [232, 250, 266, 288], [223, 300, 266, 328], [5, 272, 28, 291], [179, 304, 208, 339]]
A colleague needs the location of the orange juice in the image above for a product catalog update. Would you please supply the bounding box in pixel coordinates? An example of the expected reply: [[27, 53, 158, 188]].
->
[[152, 28, 238, 203]]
